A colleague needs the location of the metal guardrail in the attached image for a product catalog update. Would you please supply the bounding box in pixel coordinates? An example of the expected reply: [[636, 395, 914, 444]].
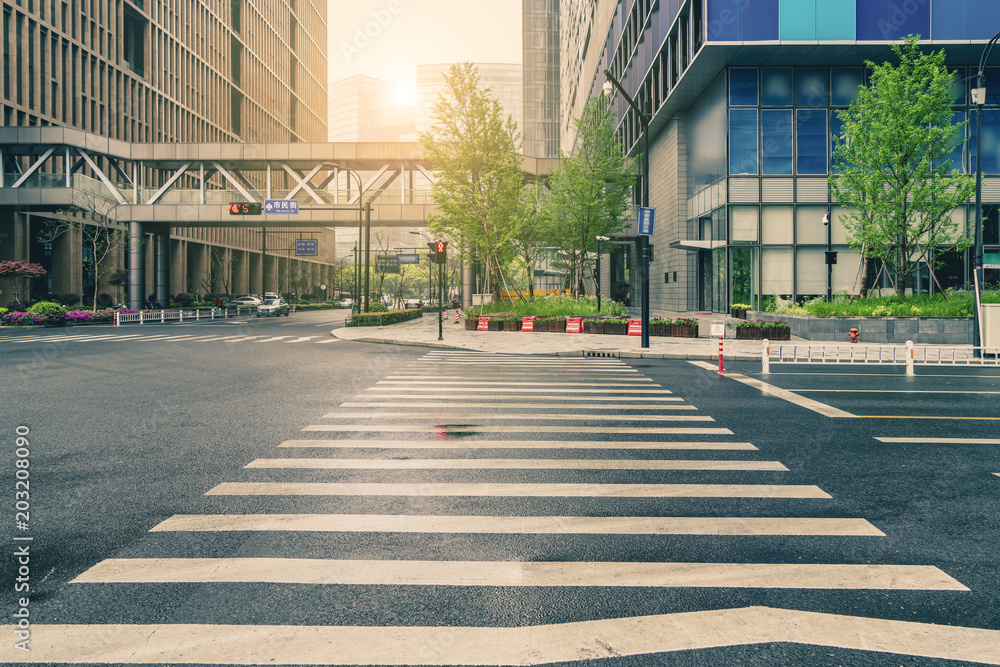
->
[[760, 339, 1000, 375], [113, 308, 248, 325]]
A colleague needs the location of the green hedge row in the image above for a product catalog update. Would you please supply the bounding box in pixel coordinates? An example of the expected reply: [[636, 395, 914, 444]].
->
[[346, 309, 423, 327]]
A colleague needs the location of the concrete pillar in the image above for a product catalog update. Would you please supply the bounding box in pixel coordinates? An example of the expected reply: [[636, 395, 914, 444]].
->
[[170, 239, 187, 297], [263, 255, 277, 294], [232, 250, 248, 295], [128, 221, 145, 309], [462, 259, 474, 309], [188, 242, 209, 298], [51, 226, 82, 298], [249, 253, 262, 295], [154, 231, 169, 307]]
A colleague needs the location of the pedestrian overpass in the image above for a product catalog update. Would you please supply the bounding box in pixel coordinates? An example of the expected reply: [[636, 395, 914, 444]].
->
[[0, 127, 559, 306]]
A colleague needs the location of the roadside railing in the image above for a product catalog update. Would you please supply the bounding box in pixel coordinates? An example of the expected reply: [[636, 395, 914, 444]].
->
[[760, 339, 1000, 375], [113, 308, 250, 326]]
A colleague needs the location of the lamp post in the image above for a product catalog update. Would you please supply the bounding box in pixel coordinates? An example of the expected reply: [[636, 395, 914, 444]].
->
[[352, 244, 359, 311], [603, 69, 650, 348], [596, 235, 610, 314], [973, 35, 1000, 355], [409, 231, 433, 303], [823, 212, 832, 302]]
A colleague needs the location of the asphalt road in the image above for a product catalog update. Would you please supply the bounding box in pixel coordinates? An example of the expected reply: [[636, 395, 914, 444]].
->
[[0, 317, 998, 666]]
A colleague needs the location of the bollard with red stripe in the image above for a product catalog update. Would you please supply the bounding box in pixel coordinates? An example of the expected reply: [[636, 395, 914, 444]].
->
[[455, 310, 461, 324], [718, 337, 725, 374]]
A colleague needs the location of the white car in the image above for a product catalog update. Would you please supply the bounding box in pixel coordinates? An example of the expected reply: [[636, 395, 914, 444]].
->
[[256, 298, 290, 317], [232, 295, 262, 306], [338, 298, 354, 308]]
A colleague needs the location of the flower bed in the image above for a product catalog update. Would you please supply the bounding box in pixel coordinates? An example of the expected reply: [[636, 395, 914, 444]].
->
[[735, 320, 791, 340]]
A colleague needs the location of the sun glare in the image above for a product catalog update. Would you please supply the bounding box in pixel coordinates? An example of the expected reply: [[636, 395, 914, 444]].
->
[[396, 83, 416, 107]]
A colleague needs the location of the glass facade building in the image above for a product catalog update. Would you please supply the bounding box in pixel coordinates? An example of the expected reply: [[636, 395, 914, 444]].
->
[[562, 0, 1000, 313]]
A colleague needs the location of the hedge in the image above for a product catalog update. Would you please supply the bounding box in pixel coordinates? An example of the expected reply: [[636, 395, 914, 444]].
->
[[346, 309, 423, 327]]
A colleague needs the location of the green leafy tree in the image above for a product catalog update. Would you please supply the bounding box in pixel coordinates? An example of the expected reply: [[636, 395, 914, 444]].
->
[[510, 182, 550, 300], [420, 62, 524, 302], [831, 35, 975, 298], [543, 93, 636, 297]]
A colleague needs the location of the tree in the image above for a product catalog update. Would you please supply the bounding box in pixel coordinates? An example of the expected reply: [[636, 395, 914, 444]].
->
[[36, 189, 129, 312], [420, 62, 524, 302], [543, 93, 636, 296], [0, 259, 47, 304], [202, 247, 234, 298], [831, 35, 975, 297]]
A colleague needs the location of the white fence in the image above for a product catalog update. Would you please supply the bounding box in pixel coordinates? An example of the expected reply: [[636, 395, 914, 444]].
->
[[113, 308, 248, 326], [761, 339, 1000, 375]]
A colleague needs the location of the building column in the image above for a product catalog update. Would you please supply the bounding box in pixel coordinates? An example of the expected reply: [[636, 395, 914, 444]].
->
[[154, 230, 170, 307], [128, 221, 145, 309], [462, 259, 474, 309], [188, 242, 209, 298], [170, 239, 187, 297], [51, 225, 82, 299], [249, 252, 262, 295], [232, 250, 248, 295], [263, 254, 277, 294]]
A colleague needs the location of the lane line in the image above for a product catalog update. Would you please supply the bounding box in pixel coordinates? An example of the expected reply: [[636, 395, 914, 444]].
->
[[71, 558, 963, 590], [245, 458, 787, 471], [689, 361, 856, 418], [798, 389, 1000, 395], [301, 425, 732, 434], [318, 412, 711, 422], [339, 402, 692, 410], [386, 375, 651, 381], [278, 440, 758, 450], [353, 394, 679, 401], [876, 437, 1000, 444], [859, 415, 1000, 420], [6, 608, 997, 665], [315, 339, 341, 344], [150, 514, 883, 536], [365, 388, 675, 394], [376, 381, 663, 388], [254, 336, 291, 342], [205, 482, 828, 498], [285, 336, 317, 343]]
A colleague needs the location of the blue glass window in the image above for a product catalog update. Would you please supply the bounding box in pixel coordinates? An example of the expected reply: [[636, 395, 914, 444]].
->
[[831, 67, 863, 106], [969, 0, 1000, 40], [857, 1, 890, 41], [797, 109, 827, 175], [762, 68, 793, 106], [796, 68, 828, 107], [730, 68, 758, 106], [971, 110, 1000, 174], [933, 0, 966, 40], [762, 110, 793, 175], [973, 67, 1000, 105], [937, 111, 967, 173], [742, 0, 779, 41], [729, 109, 759, 175], [830, 113, 845, 174]]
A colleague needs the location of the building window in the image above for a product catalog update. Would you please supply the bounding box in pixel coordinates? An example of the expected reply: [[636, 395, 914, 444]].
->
[[762, 109, 793, 175], [796, 67, 828, 107], [729, 108, 758, 175], [796, 109, 827, 175], [123, 9, 145, 77], [761, 67, 792, 106], [729, 68, 757, 106], [831, 67, 863, 106]]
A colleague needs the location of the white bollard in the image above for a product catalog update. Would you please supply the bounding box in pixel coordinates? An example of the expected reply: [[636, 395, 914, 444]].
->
[[906, 340, 914, 376], [179, 310, 183, 322], [114, 312, 119, 327], [196, 309, 200, 320], [762, 338, 770, 374], [161, 311, 165, 323], [139, 311, 144, 325]]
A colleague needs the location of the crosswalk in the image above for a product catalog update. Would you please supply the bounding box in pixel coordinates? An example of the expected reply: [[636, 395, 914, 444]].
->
[[4, 350, 995, 665], [0, 331, 341, 345]]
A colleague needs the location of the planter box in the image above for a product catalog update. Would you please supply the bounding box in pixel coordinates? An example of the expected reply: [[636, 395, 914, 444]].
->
[[583, 321, 602, 334], [650, 323, 669, 336], [736, 327, 790, 340], [731, 308, 747, 320], [540, 319, 566, 333], [670, 325, 699, 338], [465, 318, 477, 331], [501, 319, 521, 332]]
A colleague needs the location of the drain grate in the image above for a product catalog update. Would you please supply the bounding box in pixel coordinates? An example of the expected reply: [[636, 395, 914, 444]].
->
[[584, 350, 620, 358]]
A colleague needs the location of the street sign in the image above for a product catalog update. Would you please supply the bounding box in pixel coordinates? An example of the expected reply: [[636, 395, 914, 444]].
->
[[638, 207, 655, 236], [985, 252, 1000, 269], [710, 320, 725, 337], [264, 199, 299, 214], [295, 239, 318, 256], [375, 254, 400, 274], [397, 253, 420, 264]]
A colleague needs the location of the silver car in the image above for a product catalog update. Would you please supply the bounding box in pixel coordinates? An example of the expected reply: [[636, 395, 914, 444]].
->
[[256, 298, 290, 317]]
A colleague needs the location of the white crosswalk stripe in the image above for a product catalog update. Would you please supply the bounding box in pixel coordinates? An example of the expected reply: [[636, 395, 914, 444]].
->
[[29, 349, 975, 666], [0, 331, 342, 345]]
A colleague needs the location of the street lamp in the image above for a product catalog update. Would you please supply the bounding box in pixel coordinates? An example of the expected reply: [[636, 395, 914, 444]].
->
[[603, 69, 651, 348], [596, 235, 610, 314], [352, 244, 359, 312], [973, 34, 1000, 355], [409, 231, 433, 303], [822, 212, 832, 302]]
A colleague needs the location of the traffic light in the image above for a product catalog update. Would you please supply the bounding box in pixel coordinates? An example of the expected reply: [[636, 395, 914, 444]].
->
[[434, 240, 447, 264], [228, 202, 263, 215]]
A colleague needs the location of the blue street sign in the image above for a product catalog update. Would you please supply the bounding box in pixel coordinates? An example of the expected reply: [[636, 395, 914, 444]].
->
[[397, 253, 420, 264], [638, 207, 655, 236], [264, 199, 299, 214], [295, 239, 318, 256]]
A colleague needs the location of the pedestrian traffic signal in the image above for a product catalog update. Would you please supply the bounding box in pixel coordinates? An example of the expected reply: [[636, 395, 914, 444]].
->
[[228, 202, 263, 215], [434, 240, 447, 264]]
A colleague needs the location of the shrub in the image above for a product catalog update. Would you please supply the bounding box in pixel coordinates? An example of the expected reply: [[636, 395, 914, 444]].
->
[[1, 311, 42, 325], [347, 309, 422, 327], [5, 301, 27, 312], [28, 301, 66, 325], [174, 292, 193, 307], [60, 293, 80, 306], [0, 308, 7, 317], [65, 310, 96, 323], [367, 301, 388, 313], [736, 319, 789, 329], [96, 292, 113, 308]]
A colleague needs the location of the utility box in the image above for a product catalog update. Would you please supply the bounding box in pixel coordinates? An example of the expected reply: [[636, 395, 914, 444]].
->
[[983, 303, 1000, 348]]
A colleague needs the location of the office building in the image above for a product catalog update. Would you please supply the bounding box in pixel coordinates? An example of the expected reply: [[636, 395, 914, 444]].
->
[[562, 0, 1000, 313], [523, 0, 561, 158]]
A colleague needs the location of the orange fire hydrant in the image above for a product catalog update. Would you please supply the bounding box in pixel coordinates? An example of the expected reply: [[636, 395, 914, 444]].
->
[[849, 326, 859, 343]]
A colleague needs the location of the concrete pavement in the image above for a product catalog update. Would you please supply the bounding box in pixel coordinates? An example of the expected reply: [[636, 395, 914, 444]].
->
[[332, 312, 774, 360]]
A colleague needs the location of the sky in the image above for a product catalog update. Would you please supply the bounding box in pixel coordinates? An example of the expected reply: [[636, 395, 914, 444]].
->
[[327, 0, 522, 103]]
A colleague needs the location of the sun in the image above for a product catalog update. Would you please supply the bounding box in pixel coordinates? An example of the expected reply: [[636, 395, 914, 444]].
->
[[395, 83, 416, 107]]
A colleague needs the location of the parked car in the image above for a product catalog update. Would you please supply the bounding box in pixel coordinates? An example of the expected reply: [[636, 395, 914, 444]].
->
[[404, 298, 423, 309], [232, 295, 262, 306], [256, 298, 290, 317], [338, 298, 354, 309], [264, 292, 279, 300]]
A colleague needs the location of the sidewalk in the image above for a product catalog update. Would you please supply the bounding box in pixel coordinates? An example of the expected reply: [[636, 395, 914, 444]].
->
[[332, 312, 771, 360]]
